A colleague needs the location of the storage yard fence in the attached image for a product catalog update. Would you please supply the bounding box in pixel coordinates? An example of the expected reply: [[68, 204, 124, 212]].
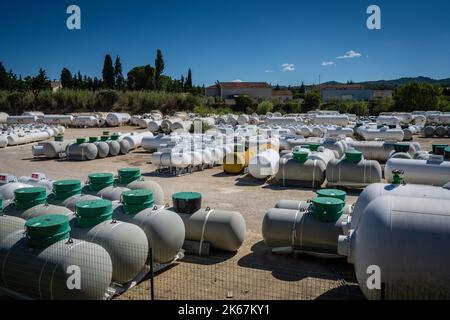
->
[[0, 222, 362, 300]]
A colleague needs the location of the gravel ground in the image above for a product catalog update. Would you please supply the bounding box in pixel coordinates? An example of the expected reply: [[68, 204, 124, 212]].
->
[[1, 127, 449, 300]]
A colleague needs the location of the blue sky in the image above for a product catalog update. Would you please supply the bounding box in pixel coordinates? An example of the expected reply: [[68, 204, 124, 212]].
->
[[0, 0, 449, 86]]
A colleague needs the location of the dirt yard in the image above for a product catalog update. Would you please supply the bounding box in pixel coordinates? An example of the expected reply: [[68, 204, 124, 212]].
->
[[1, 127, 449, 300]]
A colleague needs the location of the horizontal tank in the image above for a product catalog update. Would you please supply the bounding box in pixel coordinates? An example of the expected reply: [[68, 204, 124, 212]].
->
[[71, 200, 148, 284], [385, 158, 450, 186], [326, 150, 382, 188], [112, 206, 185, 263], [338, 196, 450, 300], [176, 208, 246, 253], [0, 225, 112, 300]]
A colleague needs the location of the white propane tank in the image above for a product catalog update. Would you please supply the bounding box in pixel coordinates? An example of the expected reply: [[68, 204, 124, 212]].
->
[[338, 196, 450, 300]]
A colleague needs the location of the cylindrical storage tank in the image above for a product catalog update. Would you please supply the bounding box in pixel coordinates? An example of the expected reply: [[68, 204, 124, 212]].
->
[[42, 115, 74, 126], [67, 138, 98, 161], [0, 135, 8, 148], [147, 120, 162, 133], [413, 115, 427, 126], [126, 179, 165, 205], [313, 115, 349, 126], [0, 215, 25, 242], [275, 151, 326, 188], [72, 116, 99, 127], [338, 196, 450, 299], [262, 204, 348, 257], [97, 186, 130, 201], [136, 118, 152, 129], [248, 149, 280, 179], [376, 116, 400, 126], [112, 206, 185, 263], [72, 199, 148, 284], [435, 126, 448, 138], [0, 215, 112, 300], [106, 113, 131, 127], [402, 128, 413, 141], [176, 208, 246, 253], [32, 145, 45, 157], [89, 137, 109, 158], [223, 147, 255, 174], [109, 134, 128, 154], [423, 126, 435, 138], [6, 115, 38, 124], [0, 182, 32, 200], [237, 115, 250, 125], [105, 139, 120, 156], [385, 158, 450, 186], [42, 141, 71, 159], [326, 150, 382, 188], [0, 112, 9, 123], [350, 183, 450, 231]]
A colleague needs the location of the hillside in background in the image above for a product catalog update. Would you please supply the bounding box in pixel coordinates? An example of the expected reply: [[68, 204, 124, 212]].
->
[[282, 77, 450, 90]]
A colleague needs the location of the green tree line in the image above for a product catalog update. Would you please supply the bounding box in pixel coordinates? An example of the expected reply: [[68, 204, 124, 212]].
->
[[0, 49, 203, 94]]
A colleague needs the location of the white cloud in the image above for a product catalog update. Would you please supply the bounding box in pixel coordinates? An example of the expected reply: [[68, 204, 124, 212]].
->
[[264, 70, 274, 73], [322, 61, 335, 66], [282, 63, 295, 72], [336, 50, 362, 59], [232, 79, 243, 82]]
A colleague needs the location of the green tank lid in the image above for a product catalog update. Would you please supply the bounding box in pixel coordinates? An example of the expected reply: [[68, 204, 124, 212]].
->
[[300, 144, 311, 150], [76, 199, 113, 228], [76, 138, 86, 144], [110, 134, 120, 141], [432, 143, 448, 155], [102, 131, 110, 136], [0, 198, 3, 213], [172, 192, 202, 214], [54, 135, 64, 142], [89, 137, 99, 143], [100, 135, 109, 142], [308, 143, 321, 152], [444, 147, 450, 161], [14, 187, 47, 210], [394, 143, 410, 153], [53, 180, 82, 200], [345, 150, 363, 163], [434, 144, 448, 156], [88, 172, 114, 191], [316, 189, 346, 201], [310, 197, 344, 223], [118, 168, 141, 184], [25, 215, 71, 249], [292, 150, 309, 163], [122, 189, 154, 214]]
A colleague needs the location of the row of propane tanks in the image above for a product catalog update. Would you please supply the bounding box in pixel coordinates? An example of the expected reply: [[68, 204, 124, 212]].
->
[[0, 168, 246, 300], [0, 124, 65, 148], [31, 131, 155, 160], [3, 112, 133, 127], [235, 139, 450, 188], [2, 169, 450, 300]]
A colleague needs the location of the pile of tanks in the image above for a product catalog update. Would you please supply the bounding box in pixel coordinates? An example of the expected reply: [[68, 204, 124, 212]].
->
[[5, 112, 133, 128], [262, 177, 450, 299], [0, 123, 65, 148], [0, 168, 246, 300], [31, 130, 155, 161]]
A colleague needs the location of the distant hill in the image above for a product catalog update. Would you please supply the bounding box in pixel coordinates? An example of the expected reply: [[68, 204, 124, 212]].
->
[[280, 77, 450, 90]]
